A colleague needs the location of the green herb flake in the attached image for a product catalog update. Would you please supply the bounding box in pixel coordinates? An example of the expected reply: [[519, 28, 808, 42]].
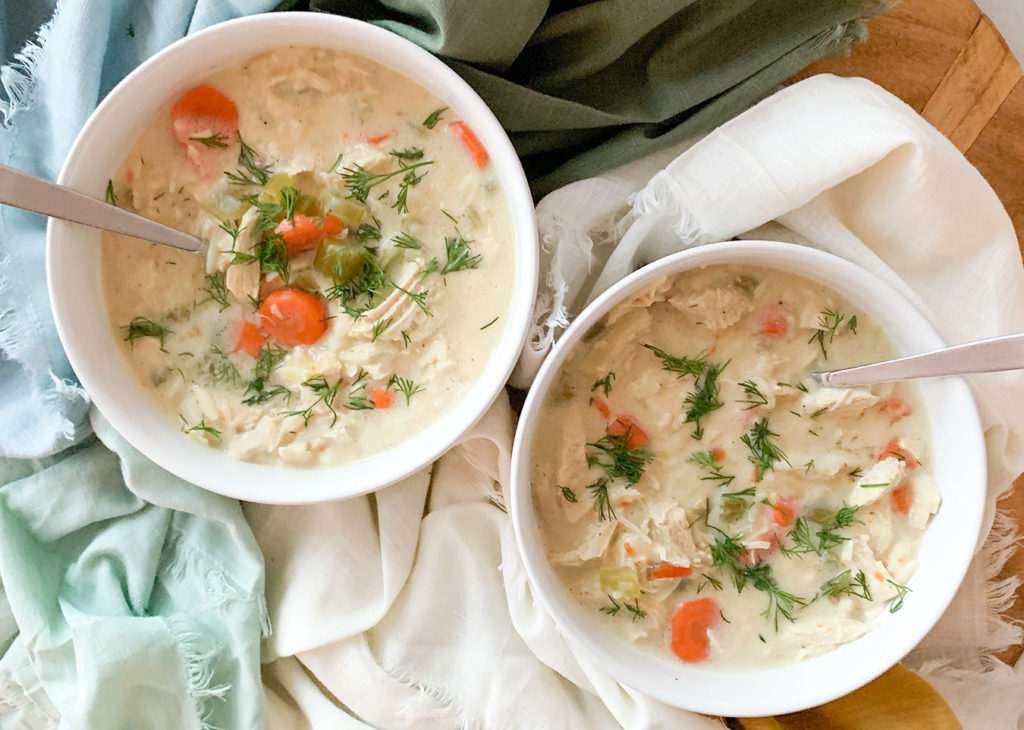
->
[[423, 106, 448, 129], [591, 372, 616, 397]]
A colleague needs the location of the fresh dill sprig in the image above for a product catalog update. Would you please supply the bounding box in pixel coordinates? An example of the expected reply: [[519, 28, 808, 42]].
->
[[741, 418, 789, 481], [206, 345, 242, 387], [123, 317, 171, 349], [182, 416, 221, 440], [599, 596, 646, 621], [423, 107, 447, 129], [391, 147, 424, 161], [684, 360, 727, 440], [401, 330, 412, 347], [848, 315, 858, 334], [848, 467, 864, 479], [279, 186, 300, 222], [643, 344, 708, 377], [738, 379, 768, 409], [344, 369, 374, 410], [242, 345, 288, 405], [591, 372, 616, 396], [357, 217, 383, 242], [820, 569, 872, 601], [388, 374, 425, 405], [887, 579, 911, 612], [585, 477, 615, 521], [708, 527, 748, 591], [189, 132, 229, 148], [392, 232, 422, 249], [219, 218, 241, 249], [687, 450, 736, 488], [225, 137, 273, 186], [105, 179, 118, 205], [285, 375, 342, 427], [201, 273, 230, 311], [441, 230, 482, 274], [780, 503, 862, 557], [328, 152, 344, 173], [697, 574, 724, 593], [809, 308, 846, 359], [371, 318, 393, 343], [340, 160, 433, 203], [742, 561, 806, 629], [559, 486, 577, 503], [586, 432, 653, 485], [324, 252, 390, 317]]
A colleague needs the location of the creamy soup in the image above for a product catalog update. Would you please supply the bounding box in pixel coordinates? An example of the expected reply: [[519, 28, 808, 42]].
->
[[530, 265, 938, 669], [102, 47, 514, 467]]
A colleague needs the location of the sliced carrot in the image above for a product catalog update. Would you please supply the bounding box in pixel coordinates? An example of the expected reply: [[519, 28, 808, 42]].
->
[[372, 389, 394, 409], [230, 320, 266, 357], [755, 302, 789, 337], [590, 396, 610, 419], [890, 484, 913, 514], [607, 415, 649, 449], [624, 542, 635, 557], [772, 496, 797, 527], [710, 446, 726, 463], [275, 214, 345, 255], [651, 563, 693, 579], [366, 131, 394, 145], [671, 597, 719, 663], [879, 397, 912, 421], [257, 288, 328, 347], [878, 437, 920, 469], [449, 121, 489, 168], [170, 85, 238, 176]]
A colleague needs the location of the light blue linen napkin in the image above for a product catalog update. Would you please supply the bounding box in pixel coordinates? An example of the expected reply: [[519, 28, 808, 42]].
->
[[0, 2, 276, 727], [0, 0, 277, 459]]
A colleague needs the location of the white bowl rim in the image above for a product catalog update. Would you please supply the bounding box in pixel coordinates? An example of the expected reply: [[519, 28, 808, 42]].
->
[[509, 240, 986, 716], [46, 12, 538, 504]]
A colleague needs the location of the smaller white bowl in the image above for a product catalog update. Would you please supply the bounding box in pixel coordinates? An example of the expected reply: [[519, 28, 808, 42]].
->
[[46, 14, 537, 504], [509, 241, 985, 716]]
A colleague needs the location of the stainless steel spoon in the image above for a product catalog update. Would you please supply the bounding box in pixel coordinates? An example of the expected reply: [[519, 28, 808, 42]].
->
[[0, 164, 204, 253], [812, 332, 1024, 387]]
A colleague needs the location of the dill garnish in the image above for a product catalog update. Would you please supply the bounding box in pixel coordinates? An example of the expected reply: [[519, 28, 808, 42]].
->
[[738, 379, 768, 409], [585, 477, 615, 521], [324, 252, 390, 318], [848, 467, 864, 478], [357, 218, 382, 242], [206, 345, 242, 387], [809, 407, 829, 419], [740, 418, 789, 481], [225, 137, 273, 186], [480, 316, 499, 330], [441, 230, 482, 274], [643, 344, 708, 377], [285, 376, 342, 427], [371, 318, 393, 343], [586, 432, 653, 485], [887, 579, 911, 612], [643, 344, 725, 439], [242, 345, 288, 405], [600, 596, 646, 621], [559, 486, 577, 503], [780, 503, 861, 557], [201, 273, 230, 311], [591, 372, 616, 396], [219, 218, 241, 249], [687, 451, 735, 488], [105, 179, 118, 205], [848, 315, 858, 334], [820, 569, 872, 601], [391, 147, 424, 161], [423, 106, 447, 129], [189, 133, 229, 148], [123, 317, 171, 349], [182, 416, 221, 440], [279, 186, 300, 222], [742, 561, 806, 629], [809, 308, 846, 359], [392, 232, 422, 249], [327, 152, 343, 173], [341, 160, 433, 205], [344, 370, 374, 410], [709, 527, 748, 590], [697, 574, 723, 593], [388, 374, 425, 405], [401, 330, 411, 347]]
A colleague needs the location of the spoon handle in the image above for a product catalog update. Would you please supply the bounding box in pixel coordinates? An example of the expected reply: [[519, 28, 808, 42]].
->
[[0, 164, 203, 253], [813, 332, 1024, 387]]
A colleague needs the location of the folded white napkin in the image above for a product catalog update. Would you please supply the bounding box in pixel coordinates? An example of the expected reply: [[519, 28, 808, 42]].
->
[[253, 75, 1024, 728]]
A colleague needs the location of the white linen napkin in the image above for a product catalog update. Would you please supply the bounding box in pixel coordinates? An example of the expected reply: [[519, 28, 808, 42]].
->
[[253, 74, 1024, 729]]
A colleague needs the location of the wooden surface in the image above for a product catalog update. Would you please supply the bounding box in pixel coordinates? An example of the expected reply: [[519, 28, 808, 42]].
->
[[790, 0, 1024, 667]]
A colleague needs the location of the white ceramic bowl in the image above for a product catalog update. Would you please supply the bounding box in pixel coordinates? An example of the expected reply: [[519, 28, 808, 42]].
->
[[46, 13, 537, 504], [510, 241, 986, 716]]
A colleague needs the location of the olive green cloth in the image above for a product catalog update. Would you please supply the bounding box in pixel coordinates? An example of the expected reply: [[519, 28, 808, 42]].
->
[[309, 0, 883, 197]]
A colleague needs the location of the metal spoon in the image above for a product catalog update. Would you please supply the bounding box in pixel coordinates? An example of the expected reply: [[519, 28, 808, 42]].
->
[[812, 332, 1024, 387], [0, 164, 203, 253]]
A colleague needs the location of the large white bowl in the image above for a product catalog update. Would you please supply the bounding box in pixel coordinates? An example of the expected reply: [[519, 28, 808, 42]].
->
[[510, 241, 986, 717], [47, 13, 538, 504]]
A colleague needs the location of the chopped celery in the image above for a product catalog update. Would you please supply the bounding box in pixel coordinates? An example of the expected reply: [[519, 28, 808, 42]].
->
[[600, 566, 641, 600]]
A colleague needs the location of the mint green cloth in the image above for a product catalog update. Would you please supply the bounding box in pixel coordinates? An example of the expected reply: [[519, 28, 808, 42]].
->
[[0, 411, 267, 729]]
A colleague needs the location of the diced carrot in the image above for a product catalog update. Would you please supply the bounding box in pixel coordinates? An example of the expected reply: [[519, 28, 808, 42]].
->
[[590, 396, 610, 419], [878, 437, 920, 469], [651, 563, 693, 579], [257, 288, 328, 347], [873, 571, 885, 582], [772, 496, 797, 527], [449, 121, 489, 168], [366, 131, 394, 145], [624, 542, 635, 556], [879, 397, 912, 421], [372, 389, 394, 409], [710, 446, 726, 463], [275, 214, 345, 255], [170, 85, 238, 176], [230, 320, 265, 357], [890, 484, 913, 514], [671, 597, 719, 663], [607, 415, 649, 449], [755, 302, 789, 337]]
